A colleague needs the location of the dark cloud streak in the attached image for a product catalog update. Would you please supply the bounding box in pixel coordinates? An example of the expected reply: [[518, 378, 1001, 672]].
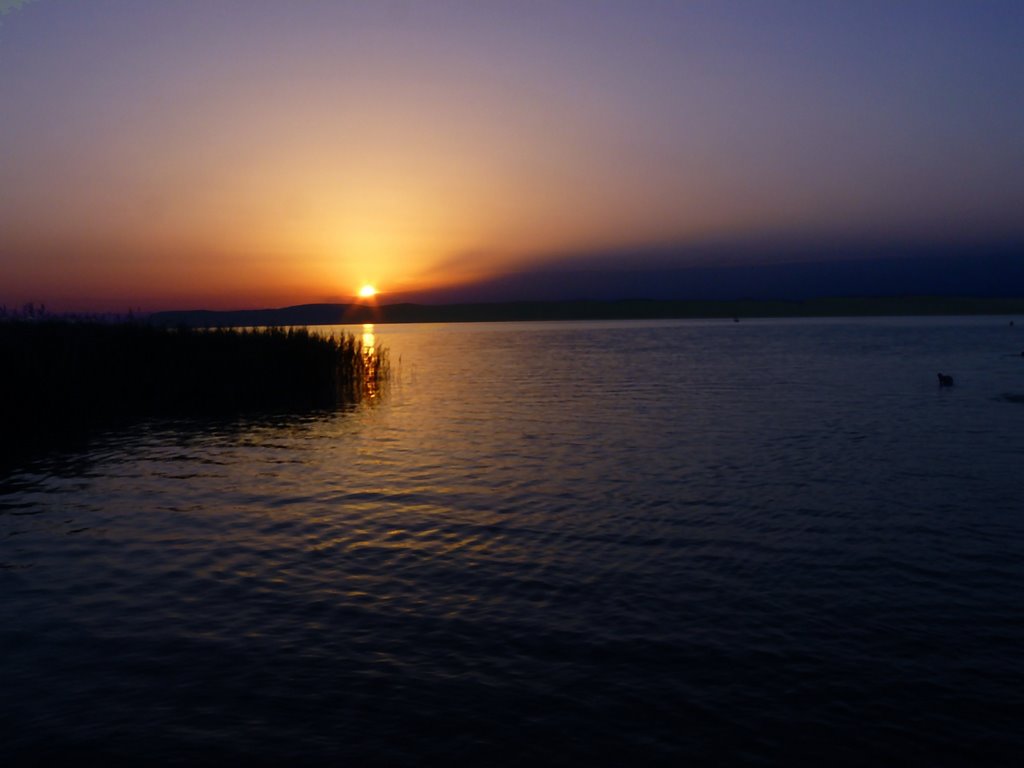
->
[[395, 239, 1024, 304]]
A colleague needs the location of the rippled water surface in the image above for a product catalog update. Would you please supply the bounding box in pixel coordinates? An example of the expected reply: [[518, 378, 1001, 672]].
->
[[3, 317, 1023, 765]]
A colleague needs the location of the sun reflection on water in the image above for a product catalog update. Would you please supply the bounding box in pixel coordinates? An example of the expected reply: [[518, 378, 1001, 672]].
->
[[360, 323, 384, 401]]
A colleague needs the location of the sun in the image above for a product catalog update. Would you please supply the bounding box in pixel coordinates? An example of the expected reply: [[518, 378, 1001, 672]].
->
[[357, 284, 377, 299]]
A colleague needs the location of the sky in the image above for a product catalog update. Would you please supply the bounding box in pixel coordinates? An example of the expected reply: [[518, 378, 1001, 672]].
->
[[1, 0, 1022, 311]]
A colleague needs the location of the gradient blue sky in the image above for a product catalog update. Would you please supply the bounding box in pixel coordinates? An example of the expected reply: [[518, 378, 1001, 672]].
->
[[2, 0, 1022, 309]]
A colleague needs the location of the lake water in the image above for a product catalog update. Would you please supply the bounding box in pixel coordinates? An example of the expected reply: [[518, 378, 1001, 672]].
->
[[2, 317, 1023, 766]]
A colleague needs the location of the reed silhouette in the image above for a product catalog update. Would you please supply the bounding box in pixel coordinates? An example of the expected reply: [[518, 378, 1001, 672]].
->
[[1, 321, 387, 463]]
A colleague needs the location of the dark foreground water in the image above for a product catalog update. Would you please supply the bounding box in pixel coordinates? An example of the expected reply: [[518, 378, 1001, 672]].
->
[[3, 317, 1023, 766]]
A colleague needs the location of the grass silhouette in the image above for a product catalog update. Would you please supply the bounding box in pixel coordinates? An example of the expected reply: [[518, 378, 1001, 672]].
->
[[1, 321, 387, 463]]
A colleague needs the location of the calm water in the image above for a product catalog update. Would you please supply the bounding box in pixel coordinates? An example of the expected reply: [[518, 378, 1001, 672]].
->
[[3, 317, 1023, 766]]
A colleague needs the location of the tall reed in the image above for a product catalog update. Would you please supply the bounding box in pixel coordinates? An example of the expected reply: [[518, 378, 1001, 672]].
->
[[0, 322, 387, 461]]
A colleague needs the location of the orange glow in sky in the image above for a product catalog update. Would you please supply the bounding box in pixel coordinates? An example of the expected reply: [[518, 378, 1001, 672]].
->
[[1, 2, 1022, 311]]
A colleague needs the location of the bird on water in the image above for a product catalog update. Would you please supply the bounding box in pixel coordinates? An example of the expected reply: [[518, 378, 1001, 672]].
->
[[937, 373, 954, 387]]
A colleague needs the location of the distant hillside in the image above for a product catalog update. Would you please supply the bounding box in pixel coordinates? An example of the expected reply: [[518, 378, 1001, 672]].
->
[[148, 296, 1024, 328], [147, 303, 350, 328]]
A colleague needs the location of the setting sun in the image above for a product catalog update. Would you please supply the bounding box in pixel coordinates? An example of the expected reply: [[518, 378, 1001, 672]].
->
[[358, 285, 377, 299]]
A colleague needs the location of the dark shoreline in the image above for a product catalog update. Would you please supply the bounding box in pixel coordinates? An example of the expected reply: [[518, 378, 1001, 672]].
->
[[148, 296, 1024, 328]]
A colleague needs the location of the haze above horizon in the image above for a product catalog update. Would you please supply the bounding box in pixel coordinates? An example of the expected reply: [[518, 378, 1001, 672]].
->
[[2, 1, 1022, 312]]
